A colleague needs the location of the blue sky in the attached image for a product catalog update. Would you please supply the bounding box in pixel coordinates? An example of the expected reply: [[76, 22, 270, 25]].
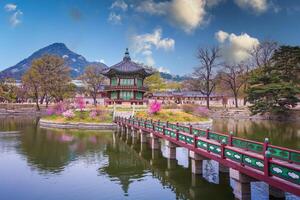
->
[[1, 0, 300, 75]]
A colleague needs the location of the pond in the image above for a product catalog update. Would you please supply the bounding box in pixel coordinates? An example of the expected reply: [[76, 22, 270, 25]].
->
[[0, 117, 299, 200]]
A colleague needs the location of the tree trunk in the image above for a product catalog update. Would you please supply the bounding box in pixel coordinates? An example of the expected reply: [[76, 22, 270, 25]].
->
[[206, 94, 210, 109], [234, 93, 238, 108], [243, 97, 247, 106], [35, 99, 40, 111], [40, 94, 45, 105], [93, 97, 97, 106], [46, 98, 49, 108]]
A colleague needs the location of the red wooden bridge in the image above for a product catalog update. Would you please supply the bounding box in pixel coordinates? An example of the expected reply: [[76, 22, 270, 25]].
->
[[114, 116, 300, 197]]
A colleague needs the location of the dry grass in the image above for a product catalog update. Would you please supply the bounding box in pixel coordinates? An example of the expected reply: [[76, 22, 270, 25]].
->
[[43, 111, 113, 123], [135, 110, 208, 122]]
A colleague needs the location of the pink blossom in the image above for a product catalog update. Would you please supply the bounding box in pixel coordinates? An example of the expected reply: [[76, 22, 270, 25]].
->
[[75, 97, 86, 111], [59, 134, 74, 142], [194, 107, 209, 117], [46, 108, 55, 115], [89, 136, 97, 144], [149, 101, 161, 114], [62, 109, 75, 119], [89, 110, 97, 119], [54, 101, 66, 115]]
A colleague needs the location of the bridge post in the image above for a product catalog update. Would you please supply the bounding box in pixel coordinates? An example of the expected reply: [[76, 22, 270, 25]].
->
[[206, 127, 210, 139], [219, 139, 229, 172], [140, 132, 147, 143], [167, 159, 177, 170], [150, 149, 160, 166], [131, 131, 138, 145], [228, 131, 234, 146], [230, 168, 255, 200], [164, 140, 177, 160], [131, 127, 137, 138], [189, 151, 207, 174], [150, 132, 160, 150]]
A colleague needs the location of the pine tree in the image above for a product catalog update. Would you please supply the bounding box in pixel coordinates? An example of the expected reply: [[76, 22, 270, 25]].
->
[[247, 46, 300, 115]]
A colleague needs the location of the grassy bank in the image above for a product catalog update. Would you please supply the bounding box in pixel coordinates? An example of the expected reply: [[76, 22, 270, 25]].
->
[[43, 111, 113, 123], [135, 110, 208, 122]]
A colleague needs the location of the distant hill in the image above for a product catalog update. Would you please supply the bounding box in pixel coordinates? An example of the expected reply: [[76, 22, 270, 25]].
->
[[160, 72, 190, 82], [0, 43, 107, 79]]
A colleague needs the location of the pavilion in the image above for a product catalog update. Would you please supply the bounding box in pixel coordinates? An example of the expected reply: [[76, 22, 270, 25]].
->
[[101, 48, 154, 105]]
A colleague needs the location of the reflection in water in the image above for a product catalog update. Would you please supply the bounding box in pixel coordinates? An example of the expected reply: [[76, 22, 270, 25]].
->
[[202, 160, 219, 184], [0, 117, 299, 200], [251, 182, 269, 200], [176, 147, 189, 168], [212, 119, 300, 149]]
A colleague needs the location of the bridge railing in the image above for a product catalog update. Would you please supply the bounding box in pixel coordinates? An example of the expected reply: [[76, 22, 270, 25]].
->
[[116, 117, 300, 165], [115, 116, 300, 192], [127, 117, 300, 164]]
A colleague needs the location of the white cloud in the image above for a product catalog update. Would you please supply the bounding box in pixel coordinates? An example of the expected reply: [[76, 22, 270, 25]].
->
[[158, 67, 171, 74], [135, 0, 169, 15], [135, 0, 212, 33], [170, 0, 206, 33], [4, 3, 22, 27], [215, 30, 229, 43], [4, 3, 17, 11], [111, 0, 128, 11], [215, 30, 260, 63], [9, 10, 23, 27], [234, 0, 268, 13], [131, 28, 175, 66], [108, 12, 122, 24]]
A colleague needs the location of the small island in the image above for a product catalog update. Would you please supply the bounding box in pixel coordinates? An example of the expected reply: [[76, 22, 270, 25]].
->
[[39, 97, 116, 130]]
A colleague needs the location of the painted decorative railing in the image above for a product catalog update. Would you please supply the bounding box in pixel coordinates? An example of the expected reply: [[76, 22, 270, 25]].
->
[[105, 85, 148, 91], [124, 117, 300, 164], [115, 116, 300, 188]]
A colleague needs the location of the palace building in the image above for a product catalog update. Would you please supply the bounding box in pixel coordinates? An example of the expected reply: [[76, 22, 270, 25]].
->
[[101, 49, 154, 105]]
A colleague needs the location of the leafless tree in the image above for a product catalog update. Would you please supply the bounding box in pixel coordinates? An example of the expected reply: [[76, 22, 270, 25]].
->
[[219, 63, 247, 108], [240, 40, 278, 105], [193, 46, 220, 109], [81, 65, 105, 106], [250, 40, 278, 68]]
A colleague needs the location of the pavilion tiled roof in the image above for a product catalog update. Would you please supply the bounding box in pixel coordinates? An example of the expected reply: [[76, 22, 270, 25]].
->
[[102, 48, 153, 76]]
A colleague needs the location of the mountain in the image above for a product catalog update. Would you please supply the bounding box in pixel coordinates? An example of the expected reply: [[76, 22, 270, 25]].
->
[[0, 43, 107, 79], [160, 72, 190, 82]]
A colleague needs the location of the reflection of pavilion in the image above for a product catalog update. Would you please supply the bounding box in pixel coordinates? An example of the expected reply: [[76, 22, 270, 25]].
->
[[99, 137, 147, 194]]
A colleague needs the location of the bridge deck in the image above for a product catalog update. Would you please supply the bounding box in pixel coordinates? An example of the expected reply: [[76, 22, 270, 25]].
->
[[114, 116, 300, 196]]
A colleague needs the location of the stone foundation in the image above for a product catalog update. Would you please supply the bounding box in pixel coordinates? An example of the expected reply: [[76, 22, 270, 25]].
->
[[39, 119, 117, 130]]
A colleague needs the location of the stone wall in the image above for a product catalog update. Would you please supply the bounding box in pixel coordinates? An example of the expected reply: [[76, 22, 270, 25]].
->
[[0, 103, 46, 116], [39, 119, 117, 130]]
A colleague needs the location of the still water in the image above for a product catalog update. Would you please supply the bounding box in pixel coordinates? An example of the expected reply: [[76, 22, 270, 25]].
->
[[0, 117, 299, 200]]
